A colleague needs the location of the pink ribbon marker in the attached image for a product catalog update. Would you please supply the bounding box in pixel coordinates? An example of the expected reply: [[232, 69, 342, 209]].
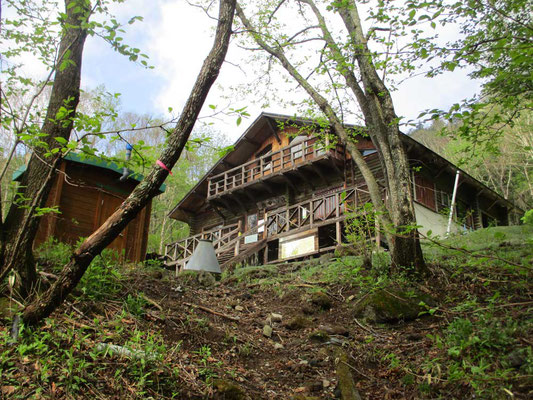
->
[[156, 160, 173, 175]]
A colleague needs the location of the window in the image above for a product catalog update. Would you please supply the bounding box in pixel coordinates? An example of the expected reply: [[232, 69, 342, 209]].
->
[[247, 213, 258, 231], [360, 149, 377, 156], [256, 144, 272, 159], [290, 136, 307, 160], [256, 144, 272, 171]]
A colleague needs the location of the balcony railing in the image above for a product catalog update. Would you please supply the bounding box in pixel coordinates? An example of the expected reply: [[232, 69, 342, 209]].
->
[[165, 184, 375, 269], [264, 185, 372, 237], [207, 137, 345, 198]]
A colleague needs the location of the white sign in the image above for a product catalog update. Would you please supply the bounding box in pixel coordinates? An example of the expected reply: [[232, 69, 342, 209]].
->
[[280, 234, 316, 259]]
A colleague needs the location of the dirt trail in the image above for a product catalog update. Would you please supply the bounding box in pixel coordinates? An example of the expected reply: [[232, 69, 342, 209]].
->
[[131, 265, 440, 399]]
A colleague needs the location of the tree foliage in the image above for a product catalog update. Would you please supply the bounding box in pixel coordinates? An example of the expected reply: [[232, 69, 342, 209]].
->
[[390, 0, 533, 151]]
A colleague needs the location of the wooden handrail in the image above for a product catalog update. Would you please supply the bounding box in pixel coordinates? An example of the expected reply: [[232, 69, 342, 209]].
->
[[165, 184, 378, 266], [164, 222, 240, 258], [207, 137, 345, 197]]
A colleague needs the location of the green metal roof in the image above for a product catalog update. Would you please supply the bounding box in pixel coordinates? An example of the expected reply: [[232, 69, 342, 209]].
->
[[12, 153, 166, 193]]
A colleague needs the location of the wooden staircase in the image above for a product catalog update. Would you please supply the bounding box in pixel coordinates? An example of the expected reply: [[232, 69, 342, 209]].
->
[[220, 239, 267, 268], [165, 226, 268, 273]]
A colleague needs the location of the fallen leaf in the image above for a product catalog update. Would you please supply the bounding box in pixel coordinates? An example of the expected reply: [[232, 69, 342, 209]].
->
[[1, 386, 16, 395]]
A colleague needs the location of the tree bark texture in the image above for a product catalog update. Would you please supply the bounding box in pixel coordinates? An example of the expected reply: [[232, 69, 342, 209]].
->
[[0, 0, 91, 296], [22, 0, 237, 325]]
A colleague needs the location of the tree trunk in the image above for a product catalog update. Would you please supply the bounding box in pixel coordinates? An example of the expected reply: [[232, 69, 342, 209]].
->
[[337, 1, 427, 275], [236, 3, 393, 232], [0, 0, 91, 296], [22, 0, 236, 325]]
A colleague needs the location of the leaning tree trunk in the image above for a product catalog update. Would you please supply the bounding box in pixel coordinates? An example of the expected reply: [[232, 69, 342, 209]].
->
[[22, 0, 236, 325], [0, 0, 91, 296], [337, 2, 427, 275]]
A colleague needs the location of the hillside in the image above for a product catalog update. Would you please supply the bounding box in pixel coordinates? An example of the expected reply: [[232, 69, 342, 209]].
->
[[1, 225, 532, 399]]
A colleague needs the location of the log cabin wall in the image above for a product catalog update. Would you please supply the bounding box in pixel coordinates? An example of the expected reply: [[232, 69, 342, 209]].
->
[[190, 208, 240, 236], [193, 128, 379, 236], [33, 160, 152, 262], [183, 115, 512, 241]]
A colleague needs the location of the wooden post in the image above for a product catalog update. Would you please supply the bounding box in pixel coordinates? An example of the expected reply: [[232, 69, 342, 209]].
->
[[234, 236, 240, 256], [336, 221, 342, 245], [263, 211, 268, 239], [208, 179, 211, 197]]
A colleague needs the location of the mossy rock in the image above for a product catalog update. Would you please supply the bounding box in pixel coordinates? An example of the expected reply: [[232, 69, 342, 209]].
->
[[309, 291, 332, 310], [352, 287, 435, 323], [284, 316, 312, 330], [232, 265, 279, 282], [334, 348, 362, 400], [212, 378, 246, 399], [308, 330, 330, 343]]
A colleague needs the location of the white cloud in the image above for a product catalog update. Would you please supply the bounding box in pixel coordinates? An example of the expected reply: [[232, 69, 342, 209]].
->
[[83, 1, 484, 140]]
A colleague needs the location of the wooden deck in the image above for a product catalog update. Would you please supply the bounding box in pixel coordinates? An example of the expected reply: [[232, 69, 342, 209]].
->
[[207, 137, 345, 199], [165, 185, 374, 270]]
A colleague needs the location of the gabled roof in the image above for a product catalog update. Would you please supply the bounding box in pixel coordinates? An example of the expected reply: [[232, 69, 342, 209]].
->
[[169, 112, 519, 221], [168, 112, 323, 220], [13, 153, 166, 193]]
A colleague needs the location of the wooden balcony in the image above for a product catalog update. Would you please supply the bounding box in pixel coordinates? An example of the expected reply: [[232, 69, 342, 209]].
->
[[264, 185, 372, 238], [207, 137, 345, 199], [165, 185, 375, 271]]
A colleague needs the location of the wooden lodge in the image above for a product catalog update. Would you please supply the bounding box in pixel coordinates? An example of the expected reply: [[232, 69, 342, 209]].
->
[[13, 153, 165, 262], [166, 113, 518, 271]]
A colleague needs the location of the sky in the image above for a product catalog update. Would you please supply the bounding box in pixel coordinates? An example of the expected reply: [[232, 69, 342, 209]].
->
[[12, 0, 482, 142]]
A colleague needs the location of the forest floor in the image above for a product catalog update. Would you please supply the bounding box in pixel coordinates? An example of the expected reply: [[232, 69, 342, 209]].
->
[[0, 225, 532, 399]]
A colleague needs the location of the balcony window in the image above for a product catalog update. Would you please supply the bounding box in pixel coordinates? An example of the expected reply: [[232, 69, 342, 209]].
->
[[291, 135, 307, 160], [256, 144, 273, 172]]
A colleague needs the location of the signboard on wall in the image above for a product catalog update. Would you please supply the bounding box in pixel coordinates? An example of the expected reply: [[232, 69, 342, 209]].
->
[[244, 234, 258, 244], [279, 231, 317, 259]]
